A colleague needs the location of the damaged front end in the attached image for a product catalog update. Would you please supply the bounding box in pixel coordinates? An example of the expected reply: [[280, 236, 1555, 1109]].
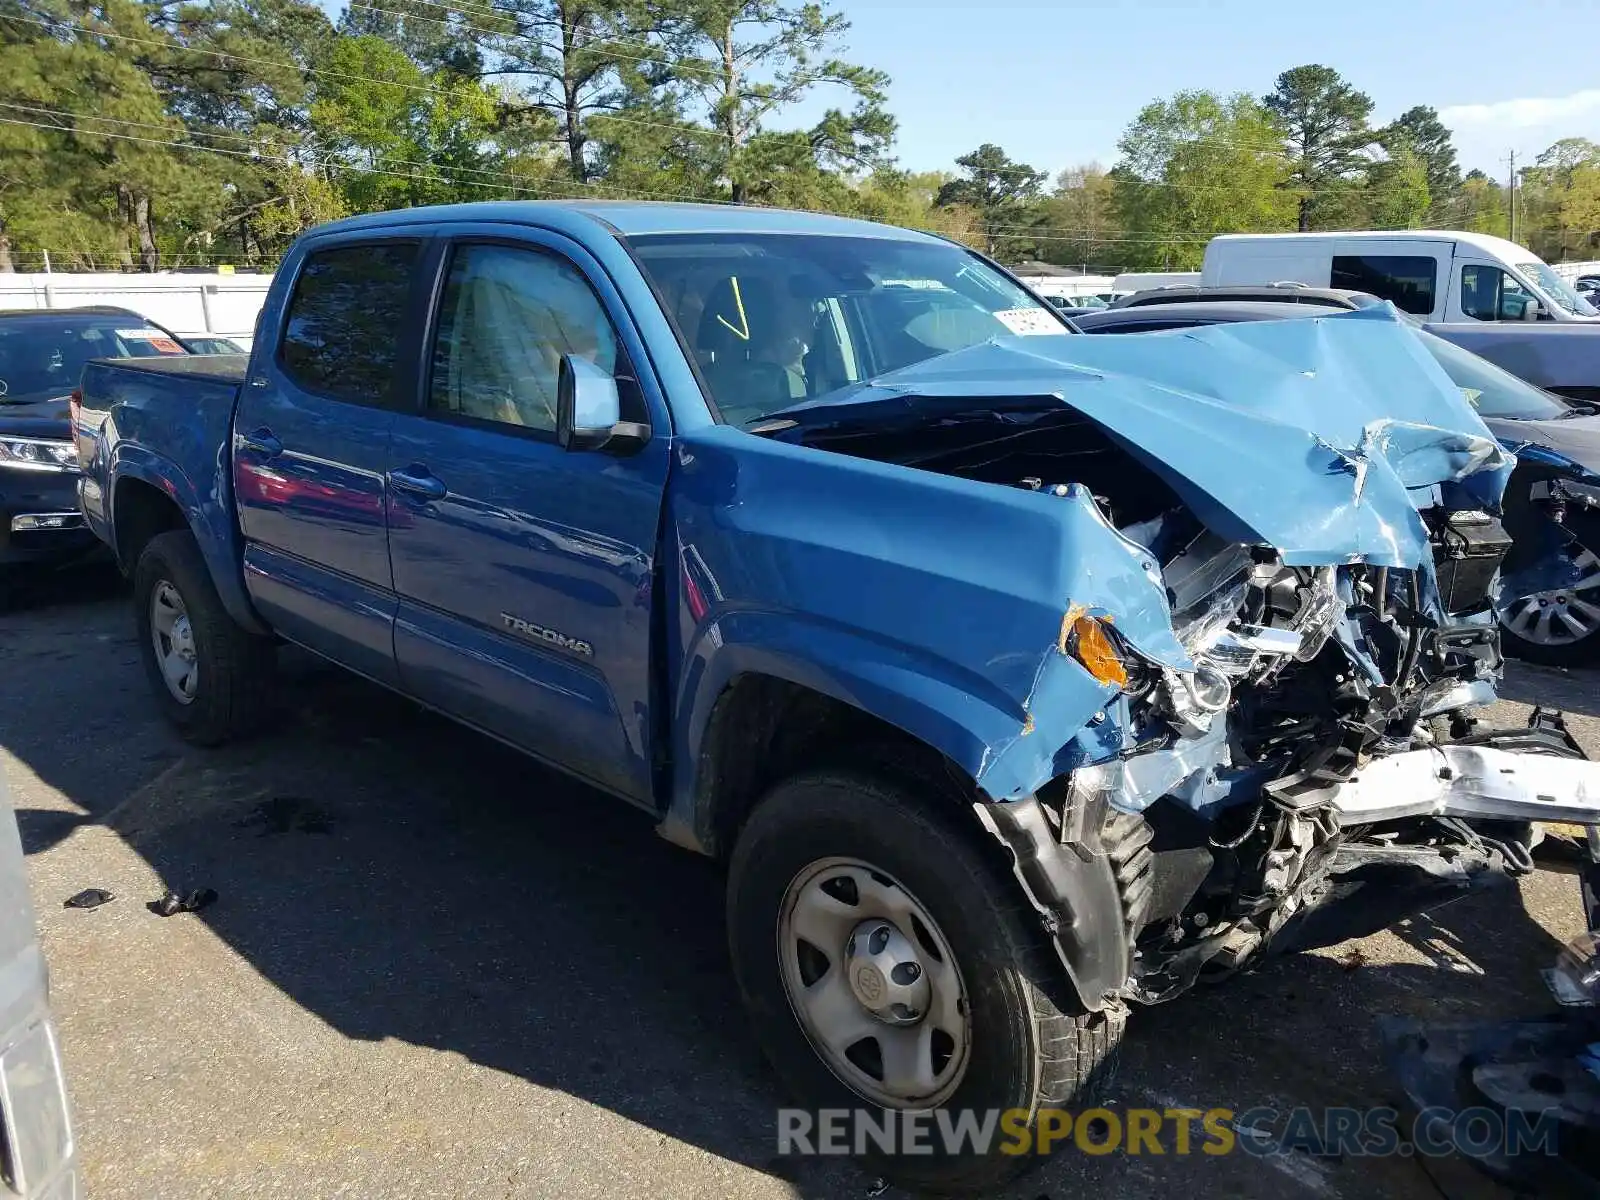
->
[[771, 308, 1600, 1012]]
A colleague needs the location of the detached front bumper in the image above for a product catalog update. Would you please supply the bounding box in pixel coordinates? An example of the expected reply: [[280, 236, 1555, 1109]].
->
[[1328, 742, 1600, 826]]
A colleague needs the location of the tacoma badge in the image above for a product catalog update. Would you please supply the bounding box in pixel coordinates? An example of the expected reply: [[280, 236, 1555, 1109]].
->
[[500, 612, 594, 657]]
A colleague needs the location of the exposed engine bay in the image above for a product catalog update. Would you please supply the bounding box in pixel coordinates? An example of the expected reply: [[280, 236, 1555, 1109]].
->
[[790, 400, 1592, 1006]]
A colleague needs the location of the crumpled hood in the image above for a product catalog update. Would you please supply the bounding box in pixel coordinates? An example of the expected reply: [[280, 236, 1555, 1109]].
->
[[778, 307, 1512, 569]]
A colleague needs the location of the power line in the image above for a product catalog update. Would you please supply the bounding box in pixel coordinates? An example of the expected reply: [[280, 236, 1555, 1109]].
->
[[0, 99, 719, 202], [363, 0, 688, 65], [346, 2, 718, 78], [2, 12, 730, 148]]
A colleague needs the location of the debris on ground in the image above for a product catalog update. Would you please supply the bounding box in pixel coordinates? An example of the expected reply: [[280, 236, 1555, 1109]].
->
[[147, 888, 218, 917], [62, 888, 114, 910]]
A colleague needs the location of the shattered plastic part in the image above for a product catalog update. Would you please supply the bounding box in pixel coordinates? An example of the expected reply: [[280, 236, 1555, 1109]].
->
[[1327, 744, 1600, 825]]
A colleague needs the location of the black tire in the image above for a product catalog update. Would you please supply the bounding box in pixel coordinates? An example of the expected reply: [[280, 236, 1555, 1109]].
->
[[727, 770, 1124, 1194], [132, 529, 275, 745], [1498, 617, 1600, 667]]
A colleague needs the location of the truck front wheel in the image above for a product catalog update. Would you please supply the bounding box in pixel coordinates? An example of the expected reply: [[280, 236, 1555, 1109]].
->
[[133, 530, 275, 745], [727, 770, 1124, 1193]]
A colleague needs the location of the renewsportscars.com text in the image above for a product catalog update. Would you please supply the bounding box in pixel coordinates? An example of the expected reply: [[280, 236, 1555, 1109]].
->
[[777, 1105, 1560, 1159]]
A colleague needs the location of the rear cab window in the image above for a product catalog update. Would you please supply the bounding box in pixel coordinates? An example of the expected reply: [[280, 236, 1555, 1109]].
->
[[1330, 255, 1437, 316], [278, 242, 420, 407]]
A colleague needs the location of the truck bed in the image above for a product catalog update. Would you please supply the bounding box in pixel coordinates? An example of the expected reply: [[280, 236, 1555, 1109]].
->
[[76, 354, 248, 593]]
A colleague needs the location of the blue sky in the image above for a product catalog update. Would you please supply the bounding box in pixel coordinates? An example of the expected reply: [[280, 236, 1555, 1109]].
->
[[818, 0, 1600, 179]]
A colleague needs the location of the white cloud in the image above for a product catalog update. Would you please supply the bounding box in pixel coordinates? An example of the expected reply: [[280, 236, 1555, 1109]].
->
[[1441, 89, 1600, 130]]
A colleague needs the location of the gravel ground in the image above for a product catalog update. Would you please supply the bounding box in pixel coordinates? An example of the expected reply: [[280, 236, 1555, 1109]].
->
[[3, 565, 1597, 1200]]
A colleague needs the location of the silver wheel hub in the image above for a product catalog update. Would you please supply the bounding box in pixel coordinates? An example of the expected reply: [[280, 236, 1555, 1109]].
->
[[777, 858, 970, 1107], [150, 580, 199, 704], [1501, 548, 1600, 647], [845, 920, 929, 1024]]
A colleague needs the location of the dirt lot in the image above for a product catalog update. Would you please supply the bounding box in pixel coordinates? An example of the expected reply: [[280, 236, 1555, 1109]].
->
[[3, 566, 1597, 1199]]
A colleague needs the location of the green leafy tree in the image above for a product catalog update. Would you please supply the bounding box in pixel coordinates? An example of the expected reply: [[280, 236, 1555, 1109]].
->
[[1381, 105, 1458, 211], [1111, 90, 1294, 269], [1521, 139, 1600, 260], [659, 0, 893, 202], [480, 0, 669, 183], [934, 143, 1045, 259], [1264, 64, 1375, 230], [1365, 145, 1430, 229], [1036, 163, 1119, 268], [1458, 169, 1508, 237], [309, 35, 505, 212], [338, 0, 480, 75]]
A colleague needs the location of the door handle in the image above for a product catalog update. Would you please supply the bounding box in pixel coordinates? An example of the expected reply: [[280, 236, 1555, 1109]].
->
[[387, 466, 448, 502], [238, 428, 282, 458]]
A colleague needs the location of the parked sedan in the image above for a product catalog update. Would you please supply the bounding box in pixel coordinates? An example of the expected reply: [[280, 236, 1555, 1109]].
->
[[1074, 300, 1600, 666], [178, 335, 246, 355], [0, 306, 186, 579]]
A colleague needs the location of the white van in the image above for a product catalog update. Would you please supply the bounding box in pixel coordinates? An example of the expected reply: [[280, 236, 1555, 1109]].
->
[[1201, 231, 1600, 324]]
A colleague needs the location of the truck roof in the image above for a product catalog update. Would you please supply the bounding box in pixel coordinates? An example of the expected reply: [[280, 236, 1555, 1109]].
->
[[307, 200, 947, 245], [1207, 229, 1542, 263]]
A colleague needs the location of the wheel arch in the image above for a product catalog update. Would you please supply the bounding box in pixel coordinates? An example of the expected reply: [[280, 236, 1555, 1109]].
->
[[660, 637, 1136, 1014], [109, 459, 269, 635]]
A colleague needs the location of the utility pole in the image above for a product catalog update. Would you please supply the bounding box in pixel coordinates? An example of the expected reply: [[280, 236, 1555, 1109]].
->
[[1508, 149, 1517, 243]]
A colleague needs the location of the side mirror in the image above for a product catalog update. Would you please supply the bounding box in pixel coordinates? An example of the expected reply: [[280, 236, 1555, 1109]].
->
[[556, 354, 649, 454], [1523, 298, 1543, 322]]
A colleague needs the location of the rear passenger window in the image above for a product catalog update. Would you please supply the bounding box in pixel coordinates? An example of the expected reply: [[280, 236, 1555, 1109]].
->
[[1330, 255, 1436, 315], [280, 243, 418, 405]]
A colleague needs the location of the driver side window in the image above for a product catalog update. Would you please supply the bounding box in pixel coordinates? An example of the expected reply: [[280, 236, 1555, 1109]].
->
[[429, 244, 619, 434], [1461, 264, 1533, 322]]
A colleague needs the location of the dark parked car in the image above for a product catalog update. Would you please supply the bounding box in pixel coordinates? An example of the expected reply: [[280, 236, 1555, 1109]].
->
[[0, 306, 186, 580], [1107, 282, 1386, 311], [178, 335, 246, 356], [1076, 299, 1600, 665]]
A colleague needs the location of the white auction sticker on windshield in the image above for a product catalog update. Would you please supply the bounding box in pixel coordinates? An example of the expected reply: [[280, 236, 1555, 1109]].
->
[[119, 328, 185, 353], [993, 308, 1067, 336]]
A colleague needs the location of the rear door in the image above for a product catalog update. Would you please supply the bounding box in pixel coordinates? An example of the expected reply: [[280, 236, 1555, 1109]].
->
[[384, 228, 672, 803], [234, 235, 429, 685]]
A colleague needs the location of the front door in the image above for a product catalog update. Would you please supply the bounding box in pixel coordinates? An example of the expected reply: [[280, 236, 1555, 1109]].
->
[[234, 238, 428, 685], [385, 234, 671, 803]]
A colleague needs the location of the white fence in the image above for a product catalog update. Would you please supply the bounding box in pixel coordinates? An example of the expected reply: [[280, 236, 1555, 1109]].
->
[[1553, 261, 1600, 282], [0, 272, 272, 348]]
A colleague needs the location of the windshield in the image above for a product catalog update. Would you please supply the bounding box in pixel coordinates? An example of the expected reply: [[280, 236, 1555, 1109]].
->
[[1519, 261, 1599, 317], [1416, 329, 1571, 419], [626, 232, 1069, 424], [0, 321, 185, 404]]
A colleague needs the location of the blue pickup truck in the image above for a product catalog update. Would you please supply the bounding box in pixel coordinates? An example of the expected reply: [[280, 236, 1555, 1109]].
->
[[73, 201, 1600, 1187]]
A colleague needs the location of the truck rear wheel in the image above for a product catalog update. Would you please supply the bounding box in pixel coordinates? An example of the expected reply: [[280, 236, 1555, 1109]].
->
[[726, 770, 1124, 1194], [133, 530, 275, 746]]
